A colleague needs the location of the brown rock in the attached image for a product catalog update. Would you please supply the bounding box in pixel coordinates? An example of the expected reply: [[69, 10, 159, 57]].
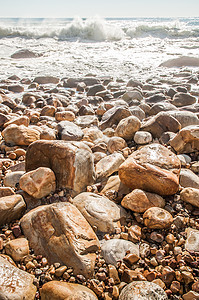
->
[[119, 143, 180, 196], [19, 167, 56, 199], [34, 76, 59, 84], [40, 281, 98, 300], [25, 140, 96, 196], [161, 266, 175, 285], [180, 187, 199, 207], [0, 256, 37, 300], [0, 194, 26, 226], [55, 111, 75, 122], [128, 225, 142, 243], [143, 207, 173, 229], [5, 238, 29, 261], [4, 171, 25, 188], [107, 136, 127, 153], [108, 265, 120, 285], [115, 116, 141, 140], [40, 105, 56, 117], [121, 189, 165, 213], [96, 152, 125, 179], [2, 124, 40, 146], [4, 116, 30, 128], [183, 291, 199, 300], [20, 202, 100, 278], [0, 186, 15, 197], [100, 106, 131, 130]]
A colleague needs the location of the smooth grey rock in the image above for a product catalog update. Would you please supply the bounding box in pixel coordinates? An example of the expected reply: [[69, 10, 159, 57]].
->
[[168, 110, 199, 128], [4, 171, 25, 188], [180, 169, 199, 189], [134, 131, 152, 144]]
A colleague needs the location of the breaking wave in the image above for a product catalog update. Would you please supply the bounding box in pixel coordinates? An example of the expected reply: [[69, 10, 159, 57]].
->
[[0, 17, 199, 41]]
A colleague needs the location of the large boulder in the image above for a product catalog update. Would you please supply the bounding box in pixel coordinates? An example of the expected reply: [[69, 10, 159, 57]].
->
[[71, 192, 128, 233], [119, 143, 180, 196], [2, 124, 40, 146], [0, 194, 26, 226], [119, 281, 168, 300], [0, 256, 37, 300], [25, 140, 96, 195], [40, 281, 98, 300], [19, 167, 56, 199], [170, 125, 199, 154], [20, 202, 100, 278]]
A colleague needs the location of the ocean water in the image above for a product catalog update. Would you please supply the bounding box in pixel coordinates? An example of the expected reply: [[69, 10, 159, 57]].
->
[[0, 16, 199, 80]]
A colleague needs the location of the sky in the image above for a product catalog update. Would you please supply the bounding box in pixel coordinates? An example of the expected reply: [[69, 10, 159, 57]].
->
[[0, 0, 198, 18]]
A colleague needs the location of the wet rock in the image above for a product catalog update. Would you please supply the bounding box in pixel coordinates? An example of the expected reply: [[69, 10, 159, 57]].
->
[[19, 167, 56, 199], [121, 189, 165, 213], [57, 120, 84, 141], [180, 169, 199, 189], [119, 143, 180, 196], [180, 187, 199, 207], [0, 256, 37, 299], [20, 202, 100, 278], [170, 125, 199, 154], [0, 194, 26, 226], [134, 131, 152, 144], [5, 238, 29, 261], [96, 152, 125, 179], [119, 281, 168, 300], [115, 116, 141, 140], [143, 207, 173, 229], [40, 281, 98, 300], [71, 192, 128, 233], [25, 140, 96, 195], [101, 239, 139, 266], [2, 124, 40, 146], [141, 112, 181, 138]]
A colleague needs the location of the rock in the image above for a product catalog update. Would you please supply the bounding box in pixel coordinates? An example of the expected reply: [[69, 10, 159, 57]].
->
[[149, 101, 177, 116], [107, 136, 127, 153], [143, 207, 173, 229], [101, 239, 139, 266], [180, 169, 199, 189], [122, 90, 143, 102], [180, 187, 199, 207], [141, 112, 181, 138], [0, 186, 15, 197], [33, 76, 59, 84], [19, 167, 56, 199], [121, 189, 165, 213], [20, 202, 100, 278], [119, 143, 180, 196], [183, 291, 199, 300], [57, 121, 84, 141], [5, 238, 29, 261], [170, 125, 199, 154], [0, 113, 10, 127], [40, 105, 56, 117], [11, 49, 41, 59], [185, 228, 199, 252], [8, 84, 24, 93], [115, 116, 141, 140], [4, 171, 25, 188], [4, 116, 30, 128], [55, 111, 75, 122], [0, 194, 26, 226], [96, 152, 125, 179], [134, 131, 152, 144], [100, 106, 131, 130], [75, 115, 99, 128], [83, 127, 104, 143], [172, 92, 196, 107], [119, 281, 168, 300], [159, 56, 199, 68], [40, 281, 98, 300], [145, 93, 166, 104], [87, 84, 105, 96], [2, 124, 40, 146], [40, 126, 56, 140], [100, 175, 131, 201], [130, 106, 145, 121], [71, 192, 128, 233], [0, 256, 37, 300], [25, 140, 96, 195], [168, 111, 199, 128]]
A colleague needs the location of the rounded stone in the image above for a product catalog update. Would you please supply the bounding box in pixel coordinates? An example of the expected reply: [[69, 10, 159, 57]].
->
[[134, 131, 152, 144], [107, 136, 127, 154], [115, 116, 141, 140], [180, 187, 199, 208], [119, 281, 168, 300], [143, 207, 173, 229]]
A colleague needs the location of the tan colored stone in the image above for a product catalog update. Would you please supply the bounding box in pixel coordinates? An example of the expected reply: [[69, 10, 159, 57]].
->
[[121, 189, 165, 213], [119, 143, 180, 196], [115, 116, 141, 140], [183, 291, 199, 300], [40, 105, 56, 117], [4, 116, 30, 128], [0, 186, 15, 197], [40, 281, 98, 300], [107, 136, 127, 153], [5, 238, 29, 261], [2, 124, 40, 146], [0, 256, 37, 300], [143, 207, 173, 229], [55, 111, 75, 122], [0, 194, 26, 226], [19, 167, 56, 199], [180, 169, 199, 189], [25, 140, 96, 196], [180, 187, 199, 207], [100, 175, 131, 201], [96, 152, 125, 179], [4, 171, 25, 188], [185, 228, 199, 252], [20, 202, 100, 278]]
